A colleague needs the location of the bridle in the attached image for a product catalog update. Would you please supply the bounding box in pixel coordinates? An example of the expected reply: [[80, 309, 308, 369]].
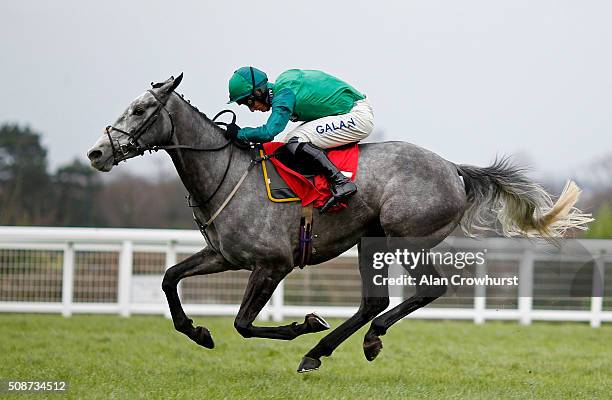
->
[[105, 89, 235, 165], [104, 88, 242, 207], [105, 90, 174, 164], [103, 84, 274, 251]]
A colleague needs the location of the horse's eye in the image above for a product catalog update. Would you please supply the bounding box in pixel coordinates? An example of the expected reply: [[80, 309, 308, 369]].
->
[[133, 107, 145, 116]]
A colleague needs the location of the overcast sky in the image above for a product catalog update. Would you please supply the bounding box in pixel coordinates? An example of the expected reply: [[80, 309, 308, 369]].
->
[[1, 1, 610, 181]]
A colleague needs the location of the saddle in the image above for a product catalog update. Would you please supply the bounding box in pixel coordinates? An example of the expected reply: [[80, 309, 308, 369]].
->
[[256, 142, 360, 210]]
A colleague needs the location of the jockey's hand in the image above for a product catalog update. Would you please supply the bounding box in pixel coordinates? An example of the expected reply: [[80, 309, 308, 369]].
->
[[224, 123, 250, 148], [224, 122, 241, 142]]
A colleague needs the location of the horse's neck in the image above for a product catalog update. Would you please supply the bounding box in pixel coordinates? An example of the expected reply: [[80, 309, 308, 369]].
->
[[165, 95, 250, 214]]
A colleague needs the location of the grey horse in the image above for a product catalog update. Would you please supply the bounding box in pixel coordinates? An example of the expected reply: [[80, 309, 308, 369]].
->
[[87, 75, 591, 373]]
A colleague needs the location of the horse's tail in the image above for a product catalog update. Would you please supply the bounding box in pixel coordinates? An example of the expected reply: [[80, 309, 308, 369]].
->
[[455, 158, 593, 239]]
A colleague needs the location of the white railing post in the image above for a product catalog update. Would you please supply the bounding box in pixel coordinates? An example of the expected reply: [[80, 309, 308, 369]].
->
[[518, 249, 534, 325], [388, 262, 403, 312], [118, 240, 133, 317], [258, 301, 271, 321], [61, 242, 74, 317], [590, 251, 605, 328], [474, 260, 486, 324], [271, 279, 285, 322], [164, 241, 177, 319]]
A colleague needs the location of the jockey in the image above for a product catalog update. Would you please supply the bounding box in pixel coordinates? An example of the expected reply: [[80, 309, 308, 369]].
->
[[227, 66, 374, 212]]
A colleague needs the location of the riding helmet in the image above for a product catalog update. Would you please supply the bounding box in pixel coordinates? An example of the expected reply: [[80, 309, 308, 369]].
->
[[228, 66, 268, 104]]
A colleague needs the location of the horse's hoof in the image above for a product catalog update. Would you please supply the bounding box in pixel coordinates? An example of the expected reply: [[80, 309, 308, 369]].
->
[[363, 335, 383, 361], [192, 326, 214, 349], [305, 313, 330, 333], [297, 356, 321, 373]]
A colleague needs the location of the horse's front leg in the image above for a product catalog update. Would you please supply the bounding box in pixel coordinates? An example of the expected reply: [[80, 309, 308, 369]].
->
[[233, 265, 330, 340], [162, 247, 235, 348]]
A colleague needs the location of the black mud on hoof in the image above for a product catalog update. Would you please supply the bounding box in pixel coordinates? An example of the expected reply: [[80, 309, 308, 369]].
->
[[363, 336, 383, 361], [192, 326, 214, 349], [305, 313, 331, 333], [297, 356, 321, 373]]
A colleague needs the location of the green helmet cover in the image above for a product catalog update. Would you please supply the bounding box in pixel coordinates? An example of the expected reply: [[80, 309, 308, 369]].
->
[[228, 66, 268, 103]]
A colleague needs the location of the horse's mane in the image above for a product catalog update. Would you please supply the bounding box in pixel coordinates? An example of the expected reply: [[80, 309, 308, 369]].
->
[[172, 91, 211, 121], [171, 91, 225, 134], [149, 76, 228, 134]]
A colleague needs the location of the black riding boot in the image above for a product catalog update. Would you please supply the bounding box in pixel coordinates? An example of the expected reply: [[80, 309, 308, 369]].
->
[[294, 142, 357, 213]]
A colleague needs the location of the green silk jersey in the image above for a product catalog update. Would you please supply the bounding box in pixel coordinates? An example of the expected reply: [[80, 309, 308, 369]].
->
[[237, 69, 365, 143]]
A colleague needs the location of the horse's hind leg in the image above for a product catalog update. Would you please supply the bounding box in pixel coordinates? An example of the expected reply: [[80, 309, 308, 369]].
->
[[162, 247, 234, 348], [361, 178, 465, 361], [297, 241, 390, 373], [362, 253, 446, 361], [233, 264, 330, 341]]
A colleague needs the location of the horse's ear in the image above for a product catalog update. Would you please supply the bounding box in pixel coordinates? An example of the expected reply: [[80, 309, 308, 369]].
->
[[171, 73, 183, 90], [155, 73, 184, 95], [164, 73, 183, 93]]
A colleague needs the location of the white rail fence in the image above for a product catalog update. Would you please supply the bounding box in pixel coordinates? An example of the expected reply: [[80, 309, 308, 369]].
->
[[0, 227, 609, 327]]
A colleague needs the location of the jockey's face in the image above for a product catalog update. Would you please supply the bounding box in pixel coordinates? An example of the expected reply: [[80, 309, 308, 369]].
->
[[239, 88, 270, 112], [248, 100, 270, 112]]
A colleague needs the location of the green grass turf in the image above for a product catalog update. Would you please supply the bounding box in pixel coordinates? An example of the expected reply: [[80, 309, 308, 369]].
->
[[0, 314, 610, 399]]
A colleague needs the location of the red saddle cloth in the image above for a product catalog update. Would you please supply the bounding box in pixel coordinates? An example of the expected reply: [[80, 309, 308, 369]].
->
[[262, 142, 359, 211]]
